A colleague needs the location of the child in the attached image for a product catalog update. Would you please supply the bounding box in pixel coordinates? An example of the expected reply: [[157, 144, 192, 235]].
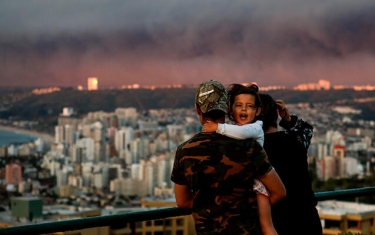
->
[[202, 83, 278, 235]]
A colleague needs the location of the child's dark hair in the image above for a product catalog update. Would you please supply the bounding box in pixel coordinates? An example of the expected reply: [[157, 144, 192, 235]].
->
[[227, 83, 262, 122]]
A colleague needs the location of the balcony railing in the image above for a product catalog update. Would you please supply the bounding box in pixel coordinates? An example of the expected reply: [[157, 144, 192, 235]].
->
[[1, 187, 375, 235]]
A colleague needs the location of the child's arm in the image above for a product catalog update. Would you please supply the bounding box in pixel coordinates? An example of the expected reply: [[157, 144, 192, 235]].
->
[[203, 120, 263, 140]]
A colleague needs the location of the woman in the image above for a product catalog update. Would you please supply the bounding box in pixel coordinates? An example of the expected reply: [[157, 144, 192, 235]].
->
[[259, 93, 322, 235]]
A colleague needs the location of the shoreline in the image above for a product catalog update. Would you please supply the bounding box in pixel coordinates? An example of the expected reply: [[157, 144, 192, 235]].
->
[[0, 125, 55, 144]]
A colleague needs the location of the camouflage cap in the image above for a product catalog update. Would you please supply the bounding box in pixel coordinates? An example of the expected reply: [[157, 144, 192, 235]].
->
[[195, 80, 228, 114]]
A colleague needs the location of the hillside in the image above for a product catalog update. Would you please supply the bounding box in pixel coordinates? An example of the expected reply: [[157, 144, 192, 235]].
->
[[1, 88, 375, 122]]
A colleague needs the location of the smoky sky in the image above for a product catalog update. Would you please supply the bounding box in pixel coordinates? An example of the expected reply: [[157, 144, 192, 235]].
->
[[1, 0, 375, 88]]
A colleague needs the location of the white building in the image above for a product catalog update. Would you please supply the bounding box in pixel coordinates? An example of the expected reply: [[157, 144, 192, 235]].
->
[[7, 144, 18, 156], [115, 127, 134, 158], [344, 157, 363, 177], [62, 107, 74, 117], [56, 170, 68, 187], [76, 138, 95, 162], [144, 161, 156, 196], [93, 173, 104, 189], [34, 138, 45, 152], [152, 154, 173, 188], [130, 164, 143, 180]]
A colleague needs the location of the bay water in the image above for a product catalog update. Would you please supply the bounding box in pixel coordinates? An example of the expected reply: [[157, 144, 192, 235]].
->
[[0, 129, 37, 148]]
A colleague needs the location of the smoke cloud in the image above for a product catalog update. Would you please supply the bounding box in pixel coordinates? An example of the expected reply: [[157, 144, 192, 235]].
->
[[0, 0, 374, 87]]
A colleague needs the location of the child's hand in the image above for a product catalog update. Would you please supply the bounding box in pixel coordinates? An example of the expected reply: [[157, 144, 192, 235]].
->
[[202, 121, 218, 133]]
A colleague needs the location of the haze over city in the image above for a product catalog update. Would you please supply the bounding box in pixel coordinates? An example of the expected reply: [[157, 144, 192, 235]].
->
[[1, 0, 375, 88]]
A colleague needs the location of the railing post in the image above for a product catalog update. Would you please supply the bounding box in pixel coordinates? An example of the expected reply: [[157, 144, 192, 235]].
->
[[130, 221, 136, 235]]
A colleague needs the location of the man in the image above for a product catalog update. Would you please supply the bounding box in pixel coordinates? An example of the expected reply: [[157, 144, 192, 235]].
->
[[170, 80, 286, 235]]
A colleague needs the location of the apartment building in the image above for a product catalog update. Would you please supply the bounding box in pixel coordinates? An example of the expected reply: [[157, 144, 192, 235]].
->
[[318, 200, 375, 235]]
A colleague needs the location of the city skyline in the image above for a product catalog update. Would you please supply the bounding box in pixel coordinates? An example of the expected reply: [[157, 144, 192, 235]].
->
[[0, 1, 375, 88], [24, 78, 375, 91]]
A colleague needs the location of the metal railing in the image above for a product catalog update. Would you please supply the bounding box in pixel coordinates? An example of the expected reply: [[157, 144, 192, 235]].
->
[[1, 187, 375, 235]]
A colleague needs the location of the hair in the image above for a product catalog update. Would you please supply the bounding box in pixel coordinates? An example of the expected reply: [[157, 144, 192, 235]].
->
[[227, 83, 262, 122], [259, 93, 278, 131], [200, 109, 226, 121]]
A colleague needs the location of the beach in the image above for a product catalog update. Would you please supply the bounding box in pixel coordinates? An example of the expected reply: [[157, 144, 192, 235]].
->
[[0, 125, 55, 145]]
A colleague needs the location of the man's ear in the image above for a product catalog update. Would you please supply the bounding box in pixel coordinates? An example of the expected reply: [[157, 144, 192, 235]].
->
[[195, 104, 202, 115], [255, 107, 261, 117], [227, 102, 231, 113]]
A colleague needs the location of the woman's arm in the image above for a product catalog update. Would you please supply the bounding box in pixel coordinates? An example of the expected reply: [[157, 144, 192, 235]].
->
[[276, 100, 314, 150]]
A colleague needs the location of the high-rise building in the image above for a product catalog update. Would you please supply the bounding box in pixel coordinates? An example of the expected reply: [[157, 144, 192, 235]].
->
[[154, 154, 173, 188], [144, 161, 156, 196], [56, 169, 68, 187], [130, 138, 150, 163], [131, 164, 142, 180], [93, 173, 104, 189], [5, 162, 22, 185], [115, 127, 134, 156], [71, 145, 84, 164], [76, 138, 95, 162], [55, 125, 76, 145], [87, 77, 98, 91], [55, 126, 64, 143]]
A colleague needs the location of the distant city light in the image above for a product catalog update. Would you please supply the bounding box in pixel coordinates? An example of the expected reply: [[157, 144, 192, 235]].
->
[[87, 77, 98, 91]]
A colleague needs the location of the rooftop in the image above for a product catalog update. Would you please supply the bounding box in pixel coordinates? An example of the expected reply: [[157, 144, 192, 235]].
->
[[317, 200, 375, 216]]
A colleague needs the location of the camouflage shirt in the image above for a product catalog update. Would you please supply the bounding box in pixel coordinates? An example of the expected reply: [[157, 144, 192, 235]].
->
[[171, 132, 272, 235]]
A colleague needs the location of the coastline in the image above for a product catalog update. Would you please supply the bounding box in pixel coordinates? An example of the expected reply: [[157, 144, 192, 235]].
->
[[0, 125, 55, 144]]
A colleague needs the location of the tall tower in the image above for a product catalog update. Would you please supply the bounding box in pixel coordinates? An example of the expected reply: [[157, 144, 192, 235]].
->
[[87, 77, 98, 91]]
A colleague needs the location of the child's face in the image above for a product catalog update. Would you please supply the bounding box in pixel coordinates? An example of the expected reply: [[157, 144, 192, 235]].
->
[[231, 94, 261, 125]]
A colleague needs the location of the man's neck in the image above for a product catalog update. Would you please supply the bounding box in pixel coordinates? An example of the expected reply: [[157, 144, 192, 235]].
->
[[203, 117, 225, 124]]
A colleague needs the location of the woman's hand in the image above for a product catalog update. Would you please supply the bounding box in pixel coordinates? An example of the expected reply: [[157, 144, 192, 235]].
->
[[275, 100, 291, 122]]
